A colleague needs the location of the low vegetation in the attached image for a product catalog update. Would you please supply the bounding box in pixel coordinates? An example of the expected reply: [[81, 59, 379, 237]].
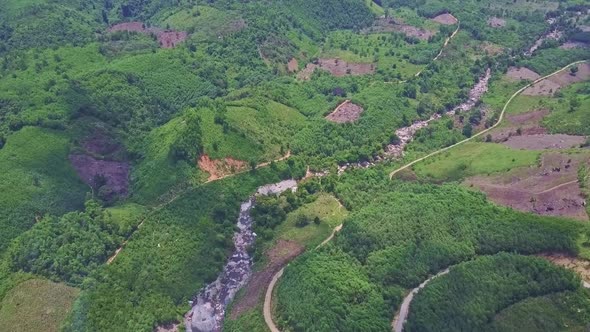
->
[[413, 142, 540, 181], [0, 278, 79, 332]]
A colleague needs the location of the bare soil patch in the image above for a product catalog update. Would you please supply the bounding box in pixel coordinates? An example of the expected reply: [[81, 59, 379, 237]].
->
[[365, 18, 435, 40], [539, 254, 590, 285], [317, 58, 375, 76], [522, 79, 561, 96], [297, 63, 317, 80], [560, 41, 589, 49], [287, 58, 298, 73], [157, 31, 188, 48], [69, 154, 130, 197], [465, 153, 589, 221], [491, 126, 548, 142], [523, 63, 590, 96], [325, 100, 365, 123], [198, 155, 247, 181], [229, 239, 304, 319], [506, 66, 541, 81], [507, 109, 550, 126], [80, 129, 124, 157], [431, 13, 458, 25], [547, 62, 590, 86], [488, 17, 506, 28], [298, 59, 374, 79], [491, 109, 550, 141], [109, 21, 187, 48], [502, 134, 586, 150]]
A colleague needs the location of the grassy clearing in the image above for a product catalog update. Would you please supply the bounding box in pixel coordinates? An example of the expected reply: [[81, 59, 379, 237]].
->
[[364, 0, 385, 16], [106, 203, 148, 236], [390, 7, 440, 31], [286, 30, 321, 61], [224, 303, 269, 332], [225, 99, 306, 160], [413, 142, 540, 181], [482, 76, 526, 112], [274, 194, 347, 249], [155, 5, 241, 41], [505, 95, 547, 114], [0, 279, 79, 332], [252, 192, 349, 268]]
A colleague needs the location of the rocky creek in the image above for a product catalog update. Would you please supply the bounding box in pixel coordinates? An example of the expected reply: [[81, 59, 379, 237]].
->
[[185, 180, 297, 332]]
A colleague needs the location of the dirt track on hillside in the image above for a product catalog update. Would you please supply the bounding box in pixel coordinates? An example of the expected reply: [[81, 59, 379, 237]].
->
[[263, 221, 345, 332], [229, 240, 304, 319]]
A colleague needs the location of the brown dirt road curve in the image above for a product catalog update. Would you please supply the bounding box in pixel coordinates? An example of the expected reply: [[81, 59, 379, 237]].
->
[[392, 268, 450, 332], [263, 222, 345, 332]]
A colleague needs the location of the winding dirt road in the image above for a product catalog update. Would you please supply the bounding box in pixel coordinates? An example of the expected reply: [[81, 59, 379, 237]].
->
[[392, 269, 450, 332], [415, 22, 461, 77], [391, 254, 590, 332], [390, 60, 588, 180], [263, 221, 345, 332]]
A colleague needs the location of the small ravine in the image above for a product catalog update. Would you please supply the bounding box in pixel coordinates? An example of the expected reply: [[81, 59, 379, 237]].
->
[[185, 180, 298, 332], [338, 67, 492, 175]]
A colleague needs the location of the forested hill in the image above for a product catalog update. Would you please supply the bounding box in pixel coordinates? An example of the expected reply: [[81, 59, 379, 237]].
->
[[0, 0, 589, 331], [282, 0, 375, 31], [0, 0, 375, 52]]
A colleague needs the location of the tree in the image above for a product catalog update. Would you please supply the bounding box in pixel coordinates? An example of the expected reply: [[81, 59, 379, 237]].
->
[[314, 216, 321, 225], [462, 123, 473, 138], [170, 112, 203, 162], [570, 66, 579, 76], [295, 214, 310, 228], [403, 84, 417, 99]]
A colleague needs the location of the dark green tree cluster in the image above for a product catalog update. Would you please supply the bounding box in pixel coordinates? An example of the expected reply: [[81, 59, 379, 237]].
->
[[283, 0, 375, 32], [7, 200, 122, 285], [406, 253, 581, 332], [276, 246, 392, 332], [169, 111, 203, 163]]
